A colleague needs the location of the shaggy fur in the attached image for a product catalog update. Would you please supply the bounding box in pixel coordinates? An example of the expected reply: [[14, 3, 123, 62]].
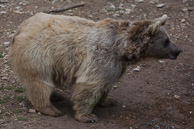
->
[[8, 13, 181, 123]]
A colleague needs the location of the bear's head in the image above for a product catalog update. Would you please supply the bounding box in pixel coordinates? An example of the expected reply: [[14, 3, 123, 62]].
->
[[144, 15, 182, 59]]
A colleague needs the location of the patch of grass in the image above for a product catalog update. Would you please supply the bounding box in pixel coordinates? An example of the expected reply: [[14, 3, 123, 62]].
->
[[15, 87, 25, 93], [17, 96, 26, 102], [17, 116, 28, 121], [0, 86, 4, 91], [0, 97, 10, 104], [6, 87, 14, 90], [0, 52, 3, 58], [13, 110, 22, 114]]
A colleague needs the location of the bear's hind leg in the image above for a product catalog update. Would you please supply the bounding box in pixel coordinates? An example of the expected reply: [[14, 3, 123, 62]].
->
[[26, 79, 62, 116]]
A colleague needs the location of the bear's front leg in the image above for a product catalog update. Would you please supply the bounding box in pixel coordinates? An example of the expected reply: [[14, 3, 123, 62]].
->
[[97, 89, 117, 107], [71, 82, 104, 123]]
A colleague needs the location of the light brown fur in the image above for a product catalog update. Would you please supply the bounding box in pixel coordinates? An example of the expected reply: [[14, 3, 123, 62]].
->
[[9, 13, 177, 123]]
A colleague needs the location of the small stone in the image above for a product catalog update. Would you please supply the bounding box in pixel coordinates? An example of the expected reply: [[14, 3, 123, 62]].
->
[[15, 6, 22, 10], [19, 1, 29, 6], [88, 15, 93, 18], [107, 4, 116, 11], [29, 109, 36, 113], [149, 0, 159, 4], [182, 8, 188, 12], [113, 85, 117, 89], [131, 4, 136, 8], [118, 10, 125, 15], [0, 11, 6, 14], [0, 110, 2, 114], [122, 105, 126, 108], [13, 10, 25, 14], [2, 77, 8, 80], [156, 3, 166, 8], [3, 41, 10, 47], [37, 112, 41, 115], [125, 8, 132, 14], [133, 66, 141, 72], [158, 60, 165, 63], [113, 13, 120, 17], [190, 111, 192, 114], [174, 95, 180, 99], [181, 19, 186, 23], [188, 7, 193, 12], [0, 4, 6, 8], [118, 3, 124, 10], [135, 0, 144, 3]]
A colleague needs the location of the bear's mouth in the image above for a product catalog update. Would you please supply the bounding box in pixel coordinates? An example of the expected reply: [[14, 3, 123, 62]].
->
[[168, 53, 178, 60]]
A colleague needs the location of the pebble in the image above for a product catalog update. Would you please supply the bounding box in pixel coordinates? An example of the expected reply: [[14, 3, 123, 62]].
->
[[2, 77, 8, 80], [174, 95, 180, 99], [158, 60, 165, 63], [188, 7, 193, 12], [113, 85, 117, 89], [149, 0, 159, 4], [135, 0, 144, 3], [3, 41, 10, 47], [181, 19, 186, 23], [156, 3, 166, 8], [125, 8, 132, 14], [133, 66, 141, 72], [0, 4, 6, 8], [0, 11, 6, 14], [125, 117, 129, 120], [131, 4, 137, 8], [107, 4, 116, 11], [118, 3, 124, 10], [113, 13, 120, 17], [19, 1, 29, 6], [122, 105, 126, 108], [29, 109, 36, 113], [0, 110, 1, 114]]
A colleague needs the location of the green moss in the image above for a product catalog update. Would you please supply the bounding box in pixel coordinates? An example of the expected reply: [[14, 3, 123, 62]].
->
[[0, 52, 3, 58], [0, 97, 10, 104], [17, 116, 28, 121], [15, 87, 25, 93], [17, 96, 26, 102]]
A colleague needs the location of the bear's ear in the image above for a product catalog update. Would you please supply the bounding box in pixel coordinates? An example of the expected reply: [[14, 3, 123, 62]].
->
[[146, 14, 168, 35]]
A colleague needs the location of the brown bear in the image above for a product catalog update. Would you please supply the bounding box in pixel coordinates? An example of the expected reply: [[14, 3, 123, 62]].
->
[[8, 13, 182, 123]]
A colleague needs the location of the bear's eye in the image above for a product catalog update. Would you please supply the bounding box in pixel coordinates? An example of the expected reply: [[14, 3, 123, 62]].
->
[[164, 39, 170, 47]]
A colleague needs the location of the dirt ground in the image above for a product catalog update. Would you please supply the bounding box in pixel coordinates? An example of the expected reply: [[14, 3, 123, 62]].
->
[[0, 0, 194, 129]]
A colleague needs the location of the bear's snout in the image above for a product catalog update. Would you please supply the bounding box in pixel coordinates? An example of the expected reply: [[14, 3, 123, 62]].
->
[[168, 47, 182, 59]]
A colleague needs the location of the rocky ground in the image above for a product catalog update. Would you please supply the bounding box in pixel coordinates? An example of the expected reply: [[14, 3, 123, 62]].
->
[[0, 0, 194, 129]]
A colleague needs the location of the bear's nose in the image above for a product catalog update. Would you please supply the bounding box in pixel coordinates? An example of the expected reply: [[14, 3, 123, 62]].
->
[[177, 48, 182, 55], [175, 48, 182, 57]]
